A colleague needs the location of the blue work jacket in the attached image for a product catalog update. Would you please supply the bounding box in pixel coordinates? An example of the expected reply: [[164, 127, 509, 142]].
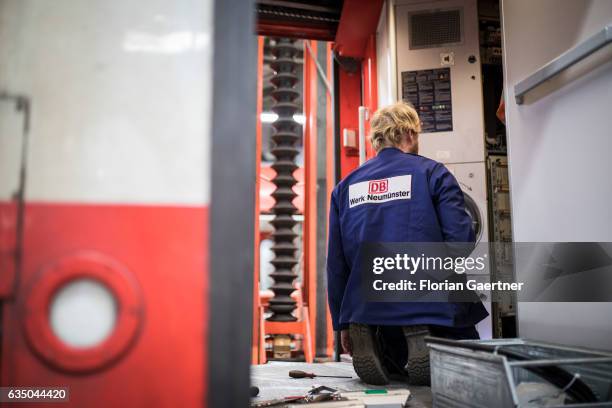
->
[[327, 147, 488, 330]]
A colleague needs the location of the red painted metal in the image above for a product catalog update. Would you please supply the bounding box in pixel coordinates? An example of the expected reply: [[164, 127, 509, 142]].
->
[[325, 43, 335, 357], [257, 23, 336, 41], [253, 36, 265, 365], [2, 202, 208, 407], [262, 287, 313, 362], [334, 0, 384, 58], [303, 40, 318, 357], [264, 307, 313, 362], [253, 35, 266, 364], [0, 201, 18, 298], [22, 252, 143, 373], [260, 285, 313, 362], [338, 66, 361, 179], [362, 34, 379, 160]]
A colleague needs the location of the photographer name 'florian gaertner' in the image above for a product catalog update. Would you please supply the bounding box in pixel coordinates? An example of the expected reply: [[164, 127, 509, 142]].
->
[[326, 102, 488, 386]]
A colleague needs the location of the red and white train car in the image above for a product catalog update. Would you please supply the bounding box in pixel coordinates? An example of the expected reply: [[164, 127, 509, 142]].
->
[[0, 0, 256, 406]]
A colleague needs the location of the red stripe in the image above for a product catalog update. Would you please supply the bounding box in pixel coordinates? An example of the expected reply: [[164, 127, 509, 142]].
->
[[0, 201, 18, 298], [1, 202, 208, 407]]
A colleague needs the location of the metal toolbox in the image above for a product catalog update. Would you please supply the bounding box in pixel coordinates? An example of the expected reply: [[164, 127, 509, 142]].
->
[[428, 338, 612, 407]]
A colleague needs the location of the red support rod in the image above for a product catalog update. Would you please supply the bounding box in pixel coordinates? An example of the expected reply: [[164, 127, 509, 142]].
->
[[253, 36, 265, 364], [303, 40, 318, 357]]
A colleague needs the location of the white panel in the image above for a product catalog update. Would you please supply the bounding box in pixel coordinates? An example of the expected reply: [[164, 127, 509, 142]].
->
[[394, 0, 485, 164], [0, 98, 24, 200], [376, 1, 394, 107], [0, 0, 213, 205], [501, 0, 612, 349]]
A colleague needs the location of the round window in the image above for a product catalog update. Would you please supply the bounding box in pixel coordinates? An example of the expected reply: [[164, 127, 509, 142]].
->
[[463, 192, 482, 242], [49, 278, 117, 348]]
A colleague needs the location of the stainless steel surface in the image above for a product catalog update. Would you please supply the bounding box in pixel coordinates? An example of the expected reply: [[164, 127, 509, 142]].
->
[[509, 357, 612, 367], [429, 339, 612, 407], [514, 23, 612, 104]]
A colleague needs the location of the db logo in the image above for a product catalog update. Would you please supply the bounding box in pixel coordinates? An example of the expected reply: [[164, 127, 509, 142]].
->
[[368, 179, 388, 194]]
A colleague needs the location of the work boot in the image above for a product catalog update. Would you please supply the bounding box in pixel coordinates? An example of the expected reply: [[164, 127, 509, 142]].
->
[[349, 323, 390, 385], [402, 325, 432, 386]]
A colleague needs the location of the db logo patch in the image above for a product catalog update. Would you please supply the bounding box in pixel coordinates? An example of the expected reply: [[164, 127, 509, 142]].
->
[[349, 175, 412, 208], [368, 179, 388, 194]]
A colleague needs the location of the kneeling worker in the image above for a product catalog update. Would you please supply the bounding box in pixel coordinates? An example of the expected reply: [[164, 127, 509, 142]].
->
[[326, 102, 488, 385]]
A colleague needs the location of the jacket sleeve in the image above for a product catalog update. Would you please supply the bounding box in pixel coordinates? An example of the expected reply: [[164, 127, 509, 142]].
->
[[326, 190, 350, 331], [430, 163, 476, 244]]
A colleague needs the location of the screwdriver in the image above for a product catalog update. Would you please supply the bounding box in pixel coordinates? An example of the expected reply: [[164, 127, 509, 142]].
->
[[289, 370, 352, 379]]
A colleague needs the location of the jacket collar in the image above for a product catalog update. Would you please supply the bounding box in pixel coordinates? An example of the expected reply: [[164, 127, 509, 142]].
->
[[377, 147, 403, 156], [377, 147, 421, 158]]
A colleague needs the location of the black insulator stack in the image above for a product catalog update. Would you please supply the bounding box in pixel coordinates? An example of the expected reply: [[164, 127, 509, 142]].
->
[[267, 38, 300, 322]]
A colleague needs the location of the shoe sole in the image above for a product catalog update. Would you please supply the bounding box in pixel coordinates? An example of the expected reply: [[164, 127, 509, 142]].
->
[[349, 324, 390, 385], [402, 325, 431, 386]]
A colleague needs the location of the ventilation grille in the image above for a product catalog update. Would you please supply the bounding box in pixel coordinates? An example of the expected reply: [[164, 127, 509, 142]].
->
[[409, 9, 462, 49]]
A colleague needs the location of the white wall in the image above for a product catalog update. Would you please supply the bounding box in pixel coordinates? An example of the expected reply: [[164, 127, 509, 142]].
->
[[376, 1, 396, 107], [501, 0, 612, 350], [0, 97, 24, 201], [0, 0, 213, 205]]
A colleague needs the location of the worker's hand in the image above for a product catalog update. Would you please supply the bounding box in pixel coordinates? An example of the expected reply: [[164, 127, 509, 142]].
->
[[340, 329, 352, 356]]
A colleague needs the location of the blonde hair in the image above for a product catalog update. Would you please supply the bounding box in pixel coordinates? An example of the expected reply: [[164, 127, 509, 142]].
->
[[369, 102, 422, 152]]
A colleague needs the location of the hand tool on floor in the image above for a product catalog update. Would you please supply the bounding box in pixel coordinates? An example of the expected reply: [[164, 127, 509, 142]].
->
[[289, 370, 352, 379], [251, 396, 304, 407], [306, 385, 339, 402]]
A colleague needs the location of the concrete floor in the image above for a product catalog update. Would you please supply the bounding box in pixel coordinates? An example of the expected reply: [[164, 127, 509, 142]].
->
[[251, 361, 432, 407]]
